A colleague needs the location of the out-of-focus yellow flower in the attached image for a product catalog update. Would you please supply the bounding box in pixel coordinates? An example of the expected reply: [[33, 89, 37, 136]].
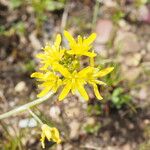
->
[[41, 124, 61, 148], [64, 30, 97, 57], [31, 71, 62, 97], [84, 66, 114, 100], [36, 34, 65, 70]]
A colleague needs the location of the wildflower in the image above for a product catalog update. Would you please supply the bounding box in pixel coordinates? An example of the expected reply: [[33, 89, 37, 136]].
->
[[41, 124, 61, 148], [31, 71, 62, 97], [85, 66, 114, 100], [64, 30, 97, 57], [31, 31, 114, 101], [53, 63, 89, 101], [36, 34, 65, 70]]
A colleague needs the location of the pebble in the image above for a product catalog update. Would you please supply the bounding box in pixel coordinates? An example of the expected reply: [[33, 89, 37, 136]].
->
[[121, 66, 141, 81], [15, 81, 26, 92], [19, 118, 37, 128], [96, 19, 113, 44], [115, 31, 140, 53], [49, 106, 61, 122], [29, 31, 41, 50], [69, 120, 80, 139]]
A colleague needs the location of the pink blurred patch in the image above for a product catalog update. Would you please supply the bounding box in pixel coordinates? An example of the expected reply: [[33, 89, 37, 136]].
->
[[95, 19, 113, 44]]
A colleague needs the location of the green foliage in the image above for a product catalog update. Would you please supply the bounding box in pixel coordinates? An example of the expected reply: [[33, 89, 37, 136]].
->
[[138, 124, 150, 150], [13, 22, 25, 35], [103, 63, 121, 86], [0, 26, 6, 35], [10, 0, 23, 9], [135, 0, 148, 7], [139, 141, 150, 150], [0, 122, 23, 150], [84, 123, 101, 134], [112, 10, 125, 23], [31, 0, 66, 29], [46, 1, 65, 11], [24, 60, 36, 72], [111, 87, 132, 109], [0, 22, 25, 36], [87, 104, 102, 115]]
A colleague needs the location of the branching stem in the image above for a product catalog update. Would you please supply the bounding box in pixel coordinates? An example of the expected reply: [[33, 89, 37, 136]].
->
[[0, 92, 53, 120]]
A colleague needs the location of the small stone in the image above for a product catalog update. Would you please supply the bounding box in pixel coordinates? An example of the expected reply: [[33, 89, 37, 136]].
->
[[63, 144, 73, 150], [49, 106, 61, 122], [96, 19, 113, 44], [121, 66, 141, 81], [69, 120, 80, 139], [94, 44, 107, 55], [115, 31, 140, 53], [15, 81, 26, 92], [85, 117, 95, 125], [124, 53, 141, 67], [65, 107, 80, 118], [103, 0, 117, 7], [56, 144, 62, 150], [144, 119, 150, 125], [19, 118, 37, 128], [122, 144, 131, 150], [139, 88, 147, 100], [138, 5, 150, 24], [29, 31, 41, 50], [118, 20, 131, 31], [147, 41, 150, 52]]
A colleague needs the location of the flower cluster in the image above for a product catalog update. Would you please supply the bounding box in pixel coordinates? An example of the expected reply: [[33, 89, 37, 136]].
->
[[31, 31, 114, 101]]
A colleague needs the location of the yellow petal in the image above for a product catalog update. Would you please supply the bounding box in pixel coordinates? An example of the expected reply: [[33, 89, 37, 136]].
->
[[42, 44, 51, 51], [53, 63, 71, 77], [59, 83, 71, 101], [64, 30, 76, 45], [95, 80, 106, 85], [54, 34, 61, 48], [41, 81, 53, 87], [31, 72, 43, 78], [67, 50, 75, 55], [77, 82, 89, 101], [36, 53, 46, 59], [78, 66, 93, 77], [84, 52, 97, 57], [40, 132, 46, 149], [77, 35, 82, 44], [92, 83, 103, 100], [84, 33, 96, 45], [41, 124, 52, 141], [96, 67, 114, 77], [37, 86, 52, 97], [90, 56, 94, 67], [51, 128, 61, 144]]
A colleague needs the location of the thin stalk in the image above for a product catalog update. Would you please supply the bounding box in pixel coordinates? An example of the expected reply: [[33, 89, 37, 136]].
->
[[28, 109, 43, 125], [0, 91, 53, 120], [92, 0, 100, 29]]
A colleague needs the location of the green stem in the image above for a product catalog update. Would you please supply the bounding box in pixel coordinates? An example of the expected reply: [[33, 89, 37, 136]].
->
[[92, 0, 100, 29], [0, 91, 53, 120], [28, 109, 43, 125]]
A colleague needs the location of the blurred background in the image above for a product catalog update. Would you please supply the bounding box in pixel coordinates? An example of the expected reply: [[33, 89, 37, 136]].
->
[[0, 0, 150, 149]]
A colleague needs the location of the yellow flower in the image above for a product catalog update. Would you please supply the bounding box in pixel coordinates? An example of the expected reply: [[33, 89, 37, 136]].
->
[[53, 63, 89, 101], [31, 71, 62, 97], [84, 66, 114, 100], [40, 124, 61, 148], [64, 30, 97, 57], [36, 34, 65, 70], [31, 31, 114, 101]]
